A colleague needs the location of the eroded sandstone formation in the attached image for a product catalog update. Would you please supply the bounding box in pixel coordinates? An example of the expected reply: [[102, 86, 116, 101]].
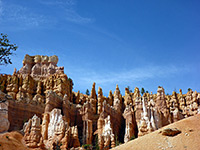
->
[[0, 54, 73, 131], [23, 115, 42, 148], [23, 109, 80, 150], [0, 54, 200, 150], [0, 91, 10, 133]]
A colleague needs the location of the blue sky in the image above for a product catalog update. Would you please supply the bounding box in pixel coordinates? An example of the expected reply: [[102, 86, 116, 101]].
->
[[0, 0, 200, 96]]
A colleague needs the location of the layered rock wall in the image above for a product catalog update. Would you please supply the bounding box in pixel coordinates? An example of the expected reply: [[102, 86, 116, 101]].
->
[[8, 100, 44, 131], [0, 91, 10, 132]]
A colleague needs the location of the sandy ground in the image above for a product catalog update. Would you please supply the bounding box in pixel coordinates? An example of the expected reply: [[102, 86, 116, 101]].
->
[[114, 114, 200, 150], [0, 131, 29, 150]]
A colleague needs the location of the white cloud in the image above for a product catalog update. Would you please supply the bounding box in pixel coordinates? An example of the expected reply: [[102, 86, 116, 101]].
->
[[63, 9, 93, 24], [65, 64, 191, 95], [0, 1, 49, 28], [0, 0, 3, 16], [39, 0, 93, 24], [73, 65, 189, 86], [39, 0, 76, 6], [0, 0, 93, 30]]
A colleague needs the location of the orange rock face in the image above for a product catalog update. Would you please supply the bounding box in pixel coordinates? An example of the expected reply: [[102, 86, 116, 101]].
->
[[23, 115, 42, 148], [0, 54, 200, 150], [0, 54, 73, 132]]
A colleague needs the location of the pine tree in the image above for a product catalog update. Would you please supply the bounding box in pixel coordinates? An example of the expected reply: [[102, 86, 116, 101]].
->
[[0, 33, 18, 65]]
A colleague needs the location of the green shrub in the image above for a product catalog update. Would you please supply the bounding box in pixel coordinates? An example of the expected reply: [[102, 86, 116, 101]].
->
[[115, 135, 120, 146], [82, 144, 92, 150], [130, 135, 136, 140], [94, 135, 99, 150], [54, 142, 62, 150]]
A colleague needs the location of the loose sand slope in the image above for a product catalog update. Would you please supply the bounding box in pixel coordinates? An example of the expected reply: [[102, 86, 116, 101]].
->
[[0, 131, 29, 150], [114, 114, 200, 150]]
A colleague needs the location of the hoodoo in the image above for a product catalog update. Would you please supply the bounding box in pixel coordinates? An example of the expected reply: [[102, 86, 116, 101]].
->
[[0, 54, 200, 150]]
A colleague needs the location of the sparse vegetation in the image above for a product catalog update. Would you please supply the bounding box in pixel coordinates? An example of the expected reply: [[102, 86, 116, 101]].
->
[[53, 142, 62, 150], [82, 144, 92, 150], [86, 89, 90, 96], [68, 77, 74, 85], [141, 87, 145, 95], [94, 135, 99, 150], [127, 86, 132, 93], [115, 135, 120, 146], [68, 77, 74, 90], [0, 33, 18, 65], [130, 135, 136, 140], [188, 88, 191, 92], [23, 118, 28, 123]]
